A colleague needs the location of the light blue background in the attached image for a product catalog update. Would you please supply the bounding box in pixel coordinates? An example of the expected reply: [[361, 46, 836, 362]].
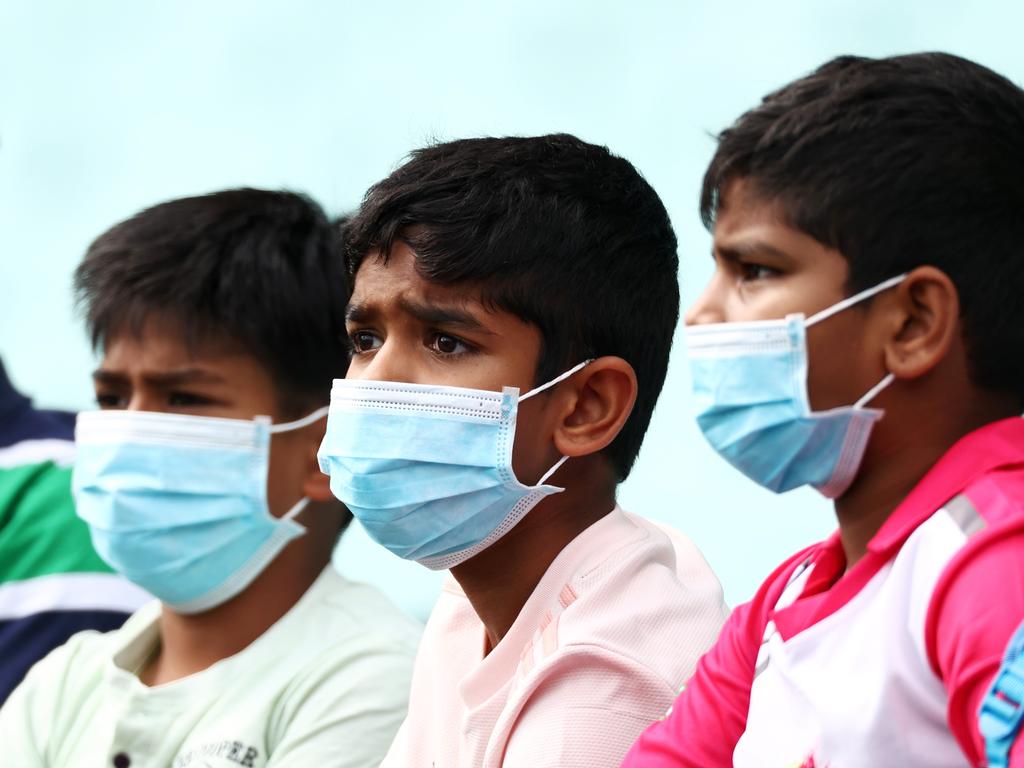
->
[[2, 0, 1022, 620]]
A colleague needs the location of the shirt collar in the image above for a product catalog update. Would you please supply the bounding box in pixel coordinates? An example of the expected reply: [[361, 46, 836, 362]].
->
[[868, 417, 1024, 555]]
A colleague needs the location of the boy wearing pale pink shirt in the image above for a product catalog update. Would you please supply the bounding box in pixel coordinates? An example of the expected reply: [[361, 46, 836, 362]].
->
[[317, 134, 728, 767]]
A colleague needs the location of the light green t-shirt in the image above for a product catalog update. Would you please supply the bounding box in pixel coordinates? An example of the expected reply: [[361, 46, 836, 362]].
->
[[0, 566, 421, 768]]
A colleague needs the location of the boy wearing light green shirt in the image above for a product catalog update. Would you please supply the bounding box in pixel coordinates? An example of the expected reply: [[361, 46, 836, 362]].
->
[[5, 569, 416, 768], [0, 189, 419, 768]]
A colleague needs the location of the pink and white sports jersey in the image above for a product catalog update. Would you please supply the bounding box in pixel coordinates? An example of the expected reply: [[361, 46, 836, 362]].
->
[[382, 506, 728, 768], [624, 417, 1024, 768]]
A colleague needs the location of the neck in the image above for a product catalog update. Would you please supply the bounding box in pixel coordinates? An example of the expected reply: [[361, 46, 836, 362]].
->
[[450, 462, 616, 651], [139, 541, 329, 686], [834, 384, 1017, 571]]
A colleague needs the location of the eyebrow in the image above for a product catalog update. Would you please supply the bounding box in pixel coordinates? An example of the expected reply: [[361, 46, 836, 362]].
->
[[345, 297, 495, 334], [714, 240, 794, 263], [92, 368, 226, 386]]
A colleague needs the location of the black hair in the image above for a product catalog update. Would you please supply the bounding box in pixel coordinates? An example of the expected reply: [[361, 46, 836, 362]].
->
[[700, 52, 1024, 407], [347, 134, 679, 481], [75, 188, 349, 416]]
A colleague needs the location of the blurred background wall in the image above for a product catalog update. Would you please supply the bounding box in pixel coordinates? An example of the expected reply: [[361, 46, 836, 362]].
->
[[2, 0, 1021, 620]]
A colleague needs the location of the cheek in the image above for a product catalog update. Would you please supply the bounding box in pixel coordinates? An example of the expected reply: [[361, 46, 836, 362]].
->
[[509, 399, 562, 483], [265, 438, 310, 515], [727, 283, 818, 323], [804, 316, 874, 410]]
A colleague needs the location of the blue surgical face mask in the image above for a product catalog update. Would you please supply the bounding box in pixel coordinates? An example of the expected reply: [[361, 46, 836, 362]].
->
[[72, 406, 328, 614], [317, 361, 589, 570], [684, 274, 906, 499]]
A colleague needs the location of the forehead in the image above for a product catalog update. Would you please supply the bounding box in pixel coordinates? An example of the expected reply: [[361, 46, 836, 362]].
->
[[351, 242, 482, 311], [101, 315, 253, 372], [348, 241, 545, 362], [713, 177, 792, 242], [712, 178, 848, 270]]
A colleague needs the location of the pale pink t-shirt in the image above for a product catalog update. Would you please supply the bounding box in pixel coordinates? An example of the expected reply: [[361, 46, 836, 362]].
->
[[381, 506, 728, 768]]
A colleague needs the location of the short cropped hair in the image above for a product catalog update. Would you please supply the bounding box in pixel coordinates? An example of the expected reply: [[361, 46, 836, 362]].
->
[[347, 134, 679, 480], [75, 188, 349, 416], [700, 52, 1024, 407]]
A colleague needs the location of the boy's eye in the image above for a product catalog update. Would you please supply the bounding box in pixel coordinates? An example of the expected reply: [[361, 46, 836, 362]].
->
[[95, 392, 126, 409], [429, 333, 469, 356], [350, 331, 382, 354], [738, 262, 780, 282], [168, 391, 214, 407]]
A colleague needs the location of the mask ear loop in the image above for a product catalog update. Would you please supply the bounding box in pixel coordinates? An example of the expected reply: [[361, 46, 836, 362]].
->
[[853, 373, 895, 410], [805, 273, 908, 328], [268, 405, 330, 434], [517, 359, 594, 487], [802, 275, 905, 413], [537, 455, 570, 486], [266, 406, 329, 526], [281, 496, 310, 521], [519, 359, 594, 402]]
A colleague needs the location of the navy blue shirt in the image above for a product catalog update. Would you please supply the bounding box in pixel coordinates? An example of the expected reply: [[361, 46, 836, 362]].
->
[[0, 359, 141, 704]]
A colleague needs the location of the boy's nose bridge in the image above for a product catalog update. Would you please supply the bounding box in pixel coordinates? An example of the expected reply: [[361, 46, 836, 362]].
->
[[358, 340, 419, 385], [127, 387, 160, 413], [684, 274, 727, 326]]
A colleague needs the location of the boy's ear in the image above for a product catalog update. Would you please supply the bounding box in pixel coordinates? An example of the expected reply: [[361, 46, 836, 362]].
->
[[882, 266, 960, 380], [551, 356, 637, 458], [301, 421, 335, 503]]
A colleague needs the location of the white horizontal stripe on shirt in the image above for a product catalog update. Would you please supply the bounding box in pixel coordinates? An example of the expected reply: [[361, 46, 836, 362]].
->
[[0, 572, 151, 620], [0, 439, 76, 469]]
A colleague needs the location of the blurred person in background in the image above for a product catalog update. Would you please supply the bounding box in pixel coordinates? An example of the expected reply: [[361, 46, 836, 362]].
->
[[0, 189, 419, 768], [0, 357, 148, 704]]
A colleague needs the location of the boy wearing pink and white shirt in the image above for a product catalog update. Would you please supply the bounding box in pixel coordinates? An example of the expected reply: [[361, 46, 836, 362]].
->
[[320, 134, 728, 767], [624, 53, 1024, 767]]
